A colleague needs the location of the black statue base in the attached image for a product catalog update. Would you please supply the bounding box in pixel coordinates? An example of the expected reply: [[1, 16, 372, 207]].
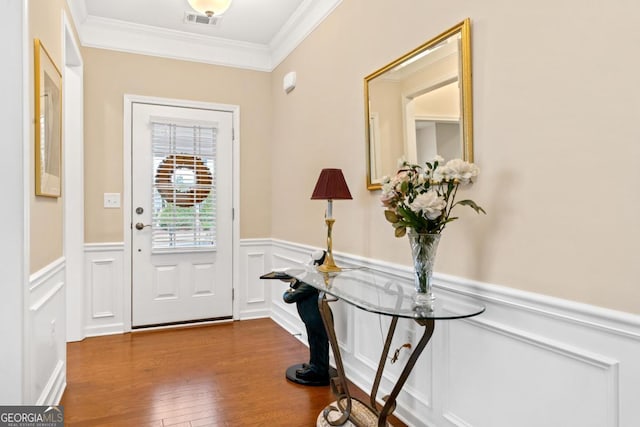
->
[[285, 363, 338, 386]]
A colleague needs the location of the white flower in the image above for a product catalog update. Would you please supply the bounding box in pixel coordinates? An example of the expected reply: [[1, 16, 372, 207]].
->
[[409, 190, 446, 220], [380, 181, 398, 207], [445, 159, 479, 184], [381, 181, 394, 194], [392, 171, 410, 191], [431, 166, 448, 183], [432, 155, 445, 164]]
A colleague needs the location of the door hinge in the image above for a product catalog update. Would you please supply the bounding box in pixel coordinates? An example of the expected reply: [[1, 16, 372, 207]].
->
[[232, 208, 235, 220], [232, 288, 235, 301]]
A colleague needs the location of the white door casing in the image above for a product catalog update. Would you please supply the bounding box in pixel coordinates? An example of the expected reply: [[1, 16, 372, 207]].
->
[[63, 11, 85, 342], [130, 101, 235, 327]]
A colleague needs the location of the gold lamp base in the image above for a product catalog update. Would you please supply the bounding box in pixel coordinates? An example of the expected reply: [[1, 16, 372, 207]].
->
[[317, 252, 342, 273], [317, 218, 342, 272]]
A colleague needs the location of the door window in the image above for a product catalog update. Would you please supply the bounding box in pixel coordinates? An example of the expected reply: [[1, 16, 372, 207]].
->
[[151, 122, 217, 251]]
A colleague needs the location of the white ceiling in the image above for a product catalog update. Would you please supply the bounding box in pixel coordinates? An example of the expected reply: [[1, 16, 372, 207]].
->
[[67, 0, 342, 71]]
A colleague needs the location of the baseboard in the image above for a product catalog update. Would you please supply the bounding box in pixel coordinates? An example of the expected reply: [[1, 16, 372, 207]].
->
[[84, 323, 127, 337], [36, 360, 66, 406], [238, 308, 271, 320]]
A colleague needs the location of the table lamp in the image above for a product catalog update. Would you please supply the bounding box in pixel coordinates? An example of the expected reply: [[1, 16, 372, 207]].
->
[[311, 168, 352, 272]]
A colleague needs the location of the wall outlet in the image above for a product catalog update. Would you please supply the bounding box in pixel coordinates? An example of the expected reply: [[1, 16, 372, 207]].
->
[[104, 193, 121, 208]]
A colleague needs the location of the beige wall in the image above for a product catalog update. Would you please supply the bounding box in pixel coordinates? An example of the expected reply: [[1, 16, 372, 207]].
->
[[83, 48, 273, 242], [270, 0, 640, 314], [29, 0, 71, 273]]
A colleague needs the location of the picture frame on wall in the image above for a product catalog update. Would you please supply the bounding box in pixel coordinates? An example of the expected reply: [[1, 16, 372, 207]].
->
[[34, 38, 62, 198]]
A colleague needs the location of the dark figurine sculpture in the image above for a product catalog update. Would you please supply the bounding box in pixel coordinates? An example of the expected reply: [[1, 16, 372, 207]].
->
[[282, 250, 333, 385]]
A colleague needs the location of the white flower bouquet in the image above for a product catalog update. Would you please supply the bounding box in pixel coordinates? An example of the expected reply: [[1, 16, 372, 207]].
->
[[381, 157, 485, 236]]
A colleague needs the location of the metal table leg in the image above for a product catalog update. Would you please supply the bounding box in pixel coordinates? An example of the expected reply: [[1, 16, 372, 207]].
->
[[377, 318, 435, 427], [370, 316, 399, 414], [318, 290, 436, 427], [318, 290, 353, 426]]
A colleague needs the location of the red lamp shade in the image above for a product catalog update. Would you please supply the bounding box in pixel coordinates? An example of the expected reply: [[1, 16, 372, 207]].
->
[[310, 169, 352, 200]]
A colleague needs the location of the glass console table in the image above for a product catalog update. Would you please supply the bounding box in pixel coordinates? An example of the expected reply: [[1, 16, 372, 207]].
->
[[287, 264, 485, 427]]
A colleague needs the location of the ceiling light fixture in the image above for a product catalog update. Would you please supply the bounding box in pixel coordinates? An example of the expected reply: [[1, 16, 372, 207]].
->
[[187, 0, 232, 17]]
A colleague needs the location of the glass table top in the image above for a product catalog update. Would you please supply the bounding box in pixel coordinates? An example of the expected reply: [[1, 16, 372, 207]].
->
[[286, 264, 485, 320]]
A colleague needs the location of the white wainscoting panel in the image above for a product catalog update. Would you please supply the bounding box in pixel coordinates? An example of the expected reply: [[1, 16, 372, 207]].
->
[[28, 258, 67, 404], [268, 239, 640, 427], [443, 317, 619, 427], [238, 239, 273, 320], [84, 243, 125, 336]]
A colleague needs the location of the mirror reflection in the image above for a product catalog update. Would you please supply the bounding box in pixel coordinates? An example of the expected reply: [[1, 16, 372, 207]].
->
[[365, 19, 473, 190]]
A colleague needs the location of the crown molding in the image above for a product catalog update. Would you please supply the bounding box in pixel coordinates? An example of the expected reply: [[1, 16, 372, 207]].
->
[[78, 15, 273, 71], [269, 0, 343, 69], [67, 0, 343, 72]]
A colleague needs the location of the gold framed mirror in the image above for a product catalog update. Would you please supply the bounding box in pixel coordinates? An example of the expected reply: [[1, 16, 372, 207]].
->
[[364, 19, 473, 190]]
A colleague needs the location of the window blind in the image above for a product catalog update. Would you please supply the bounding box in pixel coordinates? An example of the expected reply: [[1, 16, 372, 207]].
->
[[151, 122, 217, 251]]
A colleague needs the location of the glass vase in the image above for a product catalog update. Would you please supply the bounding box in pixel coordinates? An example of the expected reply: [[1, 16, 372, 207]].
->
[[407, 231, 441, 307]]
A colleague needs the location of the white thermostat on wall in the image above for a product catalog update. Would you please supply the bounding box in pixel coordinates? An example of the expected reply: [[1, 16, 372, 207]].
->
[[283, 71, 296, 94]]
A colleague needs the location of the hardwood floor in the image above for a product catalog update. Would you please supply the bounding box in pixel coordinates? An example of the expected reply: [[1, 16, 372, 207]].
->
[[61, 318, 406, 427]]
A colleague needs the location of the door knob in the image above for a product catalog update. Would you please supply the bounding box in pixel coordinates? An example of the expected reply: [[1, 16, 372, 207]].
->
[[135, 222, 151, 230]]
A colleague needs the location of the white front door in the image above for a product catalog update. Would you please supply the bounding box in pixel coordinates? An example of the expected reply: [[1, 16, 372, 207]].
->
[[131, 102, 233, 327]]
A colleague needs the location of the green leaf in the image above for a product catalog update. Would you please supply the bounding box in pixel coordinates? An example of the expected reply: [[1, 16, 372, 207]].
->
[[456, 199, 486, 214], [397, 205, 422, 229], [384, 210, 399, 223]]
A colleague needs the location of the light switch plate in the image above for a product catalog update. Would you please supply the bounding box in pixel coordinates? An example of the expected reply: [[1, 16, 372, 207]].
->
[[104, 193, 121, 208]]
